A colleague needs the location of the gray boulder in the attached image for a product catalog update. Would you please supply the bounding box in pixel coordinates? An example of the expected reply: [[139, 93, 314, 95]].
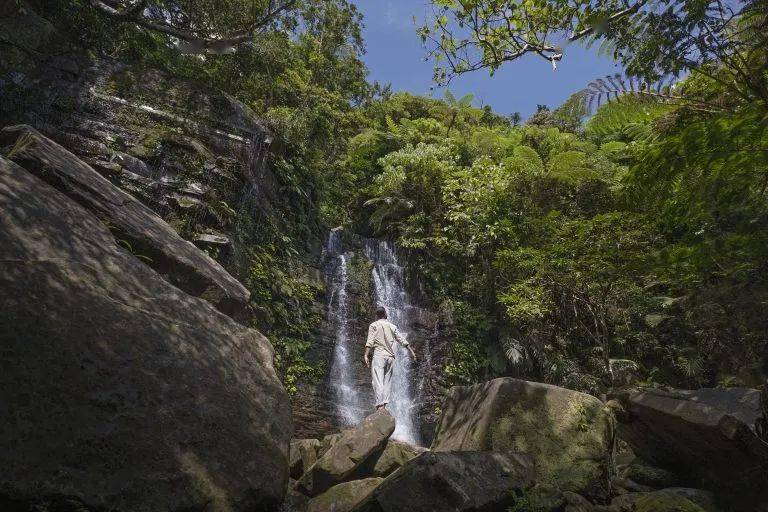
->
[[610, 386, 768, 507], [1, 125, 250, 315], [297, 411, 395, 496], [291, 439, 322, 479], [350, 451, 535, 512], [432, 378, 616, 500], [306, 478, 383, 512], [0, 155, 291, 511]]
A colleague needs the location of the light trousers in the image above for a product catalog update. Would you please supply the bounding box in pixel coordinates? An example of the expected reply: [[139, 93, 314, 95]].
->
[[371, 355, 394, 407]]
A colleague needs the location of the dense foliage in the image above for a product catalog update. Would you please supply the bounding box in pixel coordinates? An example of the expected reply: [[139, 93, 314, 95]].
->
[[419, 0, 768, 105], [331, 77, 767, 392]]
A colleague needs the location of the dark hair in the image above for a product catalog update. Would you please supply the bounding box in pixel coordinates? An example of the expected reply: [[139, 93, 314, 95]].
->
[[375, 306, 387, 319]]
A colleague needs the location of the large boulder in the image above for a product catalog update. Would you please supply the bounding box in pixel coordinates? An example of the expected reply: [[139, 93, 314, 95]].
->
[[0, 156, 291, 511], [297, 410, 395, 497], [350, 451, 535, 512], [610, 387, 768, 508], [431, 378, 616, 500], [306, 478, 383, 512], [291, 439, 322, 479], [1, 125, 250, 315]]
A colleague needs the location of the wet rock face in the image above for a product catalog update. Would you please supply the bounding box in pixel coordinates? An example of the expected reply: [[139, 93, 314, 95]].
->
[[350, 451, 536, 512], [610, 386, 768, 508], [294, 229, 451, 443], [0, 156, 291, 511], [431, 378, 616, 501]]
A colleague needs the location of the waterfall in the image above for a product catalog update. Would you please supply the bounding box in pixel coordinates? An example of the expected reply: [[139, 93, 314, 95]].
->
[[324, 231, 365, 426], [364, 239, 421, 445], [324, 230, 421, 445]]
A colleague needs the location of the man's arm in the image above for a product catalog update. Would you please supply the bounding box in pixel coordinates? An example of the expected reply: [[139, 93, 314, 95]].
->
[[364, 323, 376, 368], [392, 325, 417, 361]]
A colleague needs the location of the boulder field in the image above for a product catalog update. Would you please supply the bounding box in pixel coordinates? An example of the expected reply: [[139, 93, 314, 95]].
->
[[285, 379, 768, 512]]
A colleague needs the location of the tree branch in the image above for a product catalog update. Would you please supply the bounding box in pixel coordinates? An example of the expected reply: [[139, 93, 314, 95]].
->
[[89, 0, 148, 19], [89, 0, 297, 53], [568, 0, 647, 42]]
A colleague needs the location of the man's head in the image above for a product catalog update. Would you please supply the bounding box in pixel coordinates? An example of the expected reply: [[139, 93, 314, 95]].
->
[[375, 306, 387, 319]]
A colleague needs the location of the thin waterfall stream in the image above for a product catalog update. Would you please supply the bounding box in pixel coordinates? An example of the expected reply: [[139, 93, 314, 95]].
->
[[325, 232, 366, 426]]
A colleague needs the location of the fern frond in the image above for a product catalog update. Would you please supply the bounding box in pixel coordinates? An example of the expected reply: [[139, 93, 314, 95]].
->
[[585, 95, 674, 140], [582, 73, 724, 114]]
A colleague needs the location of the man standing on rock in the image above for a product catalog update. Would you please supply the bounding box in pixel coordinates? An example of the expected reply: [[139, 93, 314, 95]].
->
[[363, 306, 417, 411]]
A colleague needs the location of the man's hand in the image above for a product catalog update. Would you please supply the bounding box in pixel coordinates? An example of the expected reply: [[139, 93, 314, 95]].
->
[[363, 347, 371, 368], [408, 346, 418, 362]]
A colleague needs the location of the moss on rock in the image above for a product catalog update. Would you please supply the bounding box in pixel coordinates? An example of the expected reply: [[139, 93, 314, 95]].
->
[[432, 378, 616, 500]]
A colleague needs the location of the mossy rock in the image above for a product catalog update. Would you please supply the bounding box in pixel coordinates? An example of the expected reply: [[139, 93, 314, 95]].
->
[[622, 461, 679, 488], [431, 378, 616, 500]]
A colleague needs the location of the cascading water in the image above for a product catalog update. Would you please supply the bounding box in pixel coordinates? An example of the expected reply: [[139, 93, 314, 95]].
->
[[324, 231, 366, 426], [364, 239, 421, 445], [324, 230, 422, 445]]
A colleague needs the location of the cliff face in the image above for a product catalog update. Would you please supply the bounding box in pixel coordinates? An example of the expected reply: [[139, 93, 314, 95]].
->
[[0, 7, 298, 508]]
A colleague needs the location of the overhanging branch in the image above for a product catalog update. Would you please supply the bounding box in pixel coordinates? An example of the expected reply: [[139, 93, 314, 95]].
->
[[568, 0, 647, 42], [89, 0, 296, 53]]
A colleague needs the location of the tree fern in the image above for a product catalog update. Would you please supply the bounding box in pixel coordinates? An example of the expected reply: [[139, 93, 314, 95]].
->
[[363, 196, 414, 232], [585, 95, 674, 140], [585, 73, 729, 113]]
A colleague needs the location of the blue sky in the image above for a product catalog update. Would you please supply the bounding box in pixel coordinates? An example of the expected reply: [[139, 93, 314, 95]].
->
[[355, 0, 624, 118]]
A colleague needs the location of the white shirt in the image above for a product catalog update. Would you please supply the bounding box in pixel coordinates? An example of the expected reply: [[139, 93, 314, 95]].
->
[[365, 319, 408, 358]]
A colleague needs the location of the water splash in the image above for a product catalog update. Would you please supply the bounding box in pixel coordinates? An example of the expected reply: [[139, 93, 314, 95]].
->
[[364, 239, 421, 445]]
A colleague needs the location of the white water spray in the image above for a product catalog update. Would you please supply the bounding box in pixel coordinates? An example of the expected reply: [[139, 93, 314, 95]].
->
[[325, 232, 366, 426]]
